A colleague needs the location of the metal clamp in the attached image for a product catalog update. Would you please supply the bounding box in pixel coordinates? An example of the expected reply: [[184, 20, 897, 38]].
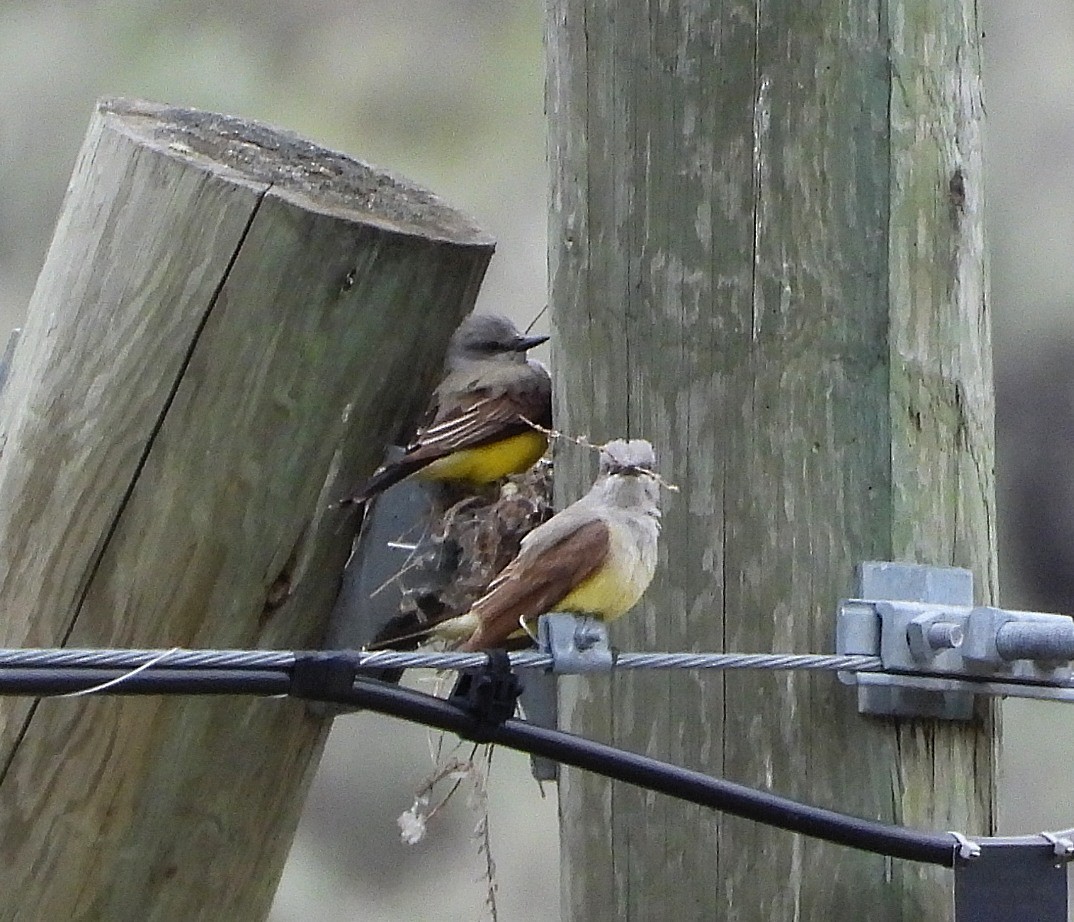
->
[[838, 562, 1074, 718], [516, 613, 616, 784], [537, 613, 613, 674]]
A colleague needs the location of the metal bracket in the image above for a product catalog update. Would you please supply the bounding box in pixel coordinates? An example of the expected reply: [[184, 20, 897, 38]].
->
[[537, 613, 613, 674], [838, 562, 1074, 718], [516, 665, 559, 782], [518, 613, 615, 783], [325, 473, 439, 654], [954, 837, 1069, 921]]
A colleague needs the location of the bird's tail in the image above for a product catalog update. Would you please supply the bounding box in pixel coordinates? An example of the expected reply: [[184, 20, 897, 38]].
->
[[342, 457, 429, 506], [359, 607, 534, 684], [358, 606, 463, 685], [366, 610, 446, 651]]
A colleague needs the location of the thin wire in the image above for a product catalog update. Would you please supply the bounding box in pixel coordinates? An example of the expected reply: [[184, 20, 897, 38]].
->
[[0, 649, 295, 669], [0, 647, 882, 674], [59, 647, 182, 697], [354, 650, 885, 673], [524, 304, 548, 334]]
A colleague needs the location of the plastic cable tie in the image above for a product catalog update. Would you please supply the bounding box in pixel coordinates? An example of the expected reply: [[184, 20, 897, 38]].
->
[[948, 831, 981, 861], [290, 652, 359, 704], [448, 650, 523, 741], [1040, 830, 1074, 858]]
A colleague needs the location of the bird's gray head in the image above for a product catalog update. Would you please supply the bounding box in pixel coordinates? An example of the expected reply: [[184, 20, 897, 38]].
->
[[595, 439, 661, 516], [599, 439, 657, 476], [447, 314, 549, 368]]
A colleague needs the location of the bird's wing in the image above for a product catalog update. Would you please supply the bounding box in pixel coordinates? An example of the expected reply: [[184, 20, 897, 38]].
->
[[411, 397, 524, 454], [411, 380, 550, 455], [347, 357, 553, 503], [460, 518, 610, 651], [349, 386, 549, 501]]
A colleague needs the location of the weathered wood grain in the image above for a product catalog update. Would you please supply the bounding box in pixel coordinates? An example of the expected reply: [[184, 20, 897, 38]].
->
[[0, 98, 494, 920], [549, 3, 993, 919]]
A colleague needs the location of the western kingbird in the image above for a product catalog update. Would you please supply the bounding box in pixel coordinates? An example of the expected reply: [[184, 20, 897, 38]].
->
[[349, 314, 551, 502], [369, 438, 661, 652]]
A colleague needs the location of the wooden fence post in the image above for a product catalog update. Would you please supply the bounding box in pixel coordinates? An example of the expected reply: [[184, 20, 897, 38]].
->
[[0, 98, 494, 920], [548, 3, 994, 919]]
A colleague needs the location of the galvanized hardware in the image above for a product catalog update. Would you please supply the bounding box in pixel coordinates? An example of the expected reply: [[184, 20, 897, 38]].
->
[[516, 665, 559, 782], [838, 562, 1074, 718], [538, 613, 613, 674], [518, 613, 616, 782]]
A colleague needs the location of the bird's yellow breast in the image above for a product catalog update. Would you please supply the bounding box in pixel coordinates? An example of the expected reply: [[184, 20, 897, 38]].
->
[[418, 431, 547, 484], [557, 524, 657, 621]]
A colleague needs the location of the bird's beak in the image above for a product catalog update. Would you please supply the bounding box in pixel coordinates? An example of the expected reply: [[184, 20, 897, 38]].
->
[[511, 333, 550, 351]]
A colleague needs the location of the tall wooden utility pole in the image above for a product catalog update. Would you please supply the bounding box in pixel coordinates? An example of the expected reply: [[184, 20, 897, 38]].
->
[[0, 98, 494, 920], [549, 4, 993, 920]]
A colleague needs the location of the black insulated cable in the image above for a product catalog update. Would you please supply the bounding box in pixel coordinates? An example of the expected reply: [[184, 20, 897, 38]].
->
[[288, 656, 958, 868], [0, 650, 985, 869]]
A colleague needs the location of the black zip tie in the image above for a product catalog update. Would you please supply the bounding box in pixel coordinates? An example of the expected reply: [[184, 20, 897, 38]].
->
[[447, 650, 523, 742], [290, 651, 360, 705]]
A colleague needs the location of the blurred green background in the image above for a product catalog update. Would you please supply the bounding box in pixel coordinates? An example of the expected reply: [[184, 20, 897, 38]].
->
[[1, 1, 1072, 918]]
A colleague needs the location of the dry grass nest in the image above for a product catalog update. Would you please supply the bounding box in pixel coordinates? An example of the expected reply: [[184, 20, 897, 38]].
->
[[373, 459, 553, 648]]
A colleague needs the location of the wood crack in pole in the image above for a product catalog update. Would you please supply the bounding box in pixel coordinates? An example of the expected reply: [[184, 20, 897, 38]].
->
[[60, 184, 273, 654], [0, 97, 494, 921]]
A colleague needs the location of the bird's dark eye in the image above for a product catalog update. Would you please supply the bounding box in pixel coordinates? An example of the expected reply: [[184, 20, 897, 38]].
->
[[473, 340, 501, 352]]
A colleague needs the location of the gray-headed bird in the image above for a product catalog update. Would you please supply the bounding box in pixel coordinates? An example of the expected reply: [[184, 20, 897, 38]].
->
[[348, 314, 551, 502], [368, 439, 661, 652]]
